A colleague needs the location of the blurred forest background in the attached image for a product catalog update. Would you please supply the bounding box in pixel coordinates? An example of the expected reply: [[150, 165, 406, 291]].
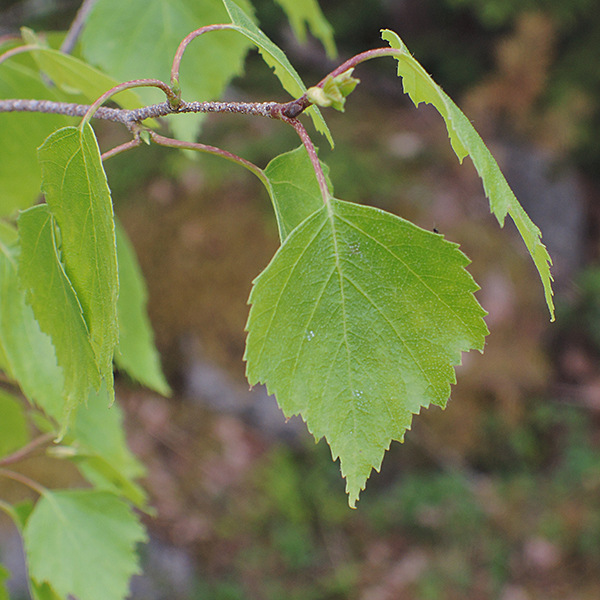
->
[[2, 0, 600, 598]]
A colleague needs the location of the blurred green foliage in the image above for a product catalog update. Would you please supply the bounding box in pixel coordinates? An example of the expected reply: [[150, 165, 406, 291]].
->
[[190, 398, 600, 599]]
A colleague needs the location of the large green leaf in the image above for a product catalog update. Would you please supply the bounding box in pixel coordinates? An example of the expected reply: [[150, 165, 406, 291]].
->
[[20, 29, 147, 110], [273, 0, 336, 58], [0, 389, 29, 458], [18, 205, 100, 409], [221, 0, 333, 147], [115, 221, 170, 396], [23, 490, 147, 600], [381, 29, 554, 320], [0, 244, 66, 425], [245, 199, 488, 506], [263, 145, 329, 241], [80, 0, 253, 141], [0, 61, 69, 215], [38, 125, 118, 398]]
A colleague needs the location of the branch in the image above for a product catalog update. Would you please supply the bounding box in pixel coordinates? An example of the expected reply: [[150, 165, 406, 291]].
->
[[283, 116, 330, 203], [0, 96, 306, 130], [0, 468, 47, 496], [0, 433, 56, 468], [60, 0, 100, 55]]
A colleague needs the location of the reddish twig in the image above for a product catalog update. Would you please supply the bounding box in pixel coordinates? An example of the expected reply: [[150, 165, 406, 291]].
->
[[171, 24, 236, 90], [149, 131, 269, 187], [101, 137, 143, 161], [81, 79, 177, 128], [0, 44, 37, 67], [0, 433, 56, 468], [60, 0, 100, 55], [0, 468, 47, 496], [283, 116, 330, 204]]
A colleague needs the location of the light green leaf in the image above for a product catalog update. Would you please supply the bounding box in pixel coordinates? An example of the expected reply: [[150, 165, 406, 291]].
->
[[23, 490, 147, 600], [81, 0, 253, 142], [273, 0, 336, 58], [0, 61, 69, 215], [67, 383, 148, 509], [0, 389, 29, 458], [115, 221, 170, 396], [263, 145, 330, 241], [381, 29, 554, 320], [0, 245, 66, 425], [221, 0, 333, 147], [18, 205, 100, 410], [38, 125, 118, 399], [19, 29, 147, 111], [245, 199, 488, 506]]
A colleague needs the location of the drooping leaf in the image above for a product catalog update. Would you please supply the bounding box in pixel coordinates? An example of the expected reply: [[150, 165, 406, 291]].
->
[[18, 205, 100, 411], [37, 125, 118, 399], [381, 29, 554, 320], [273, 0, 336, 58], [221, 0, 333, 147], [80, 0, 253, 142], [263, 145, 330, 241], [23, 490, 147, 600], [0, 389, 29, 458], [115, 221, 170, 396], [67, 383, 148, 509], [0, 61, 69, 215], [19, 28, 148, 110], [245, 199, 488, 506], [0, 244, 66, 425]]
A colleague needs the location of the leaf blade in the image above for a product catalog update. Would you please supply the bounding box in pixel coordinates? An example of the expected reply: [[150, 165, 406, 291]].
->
[[221, 0, 333, 147], [37, 125, 119, 398], [0, 61, 69, 214], [381, 29, 554, 320], [245, 199, 488, 506], [23, 490, 147, 600], [18, 205, 100, 409], [0, 244, 66, 424], [81, 0, 253, 141], [264, 145, 330, 241], [115, 221, 170, 395], [272, 0, 336, 58]]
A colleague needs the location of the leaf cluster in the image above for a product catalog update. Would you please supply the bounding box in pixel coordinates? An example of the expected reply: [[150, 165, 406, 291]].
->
[[0, 0, 554, 598]]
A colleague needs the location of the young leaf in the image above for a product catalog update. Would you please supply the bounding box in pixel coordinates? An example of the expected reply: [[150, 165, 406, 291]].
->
[[381, 29, 554, 320], [38, 125, 118, 399], [0, 389, 29, 458], [115, 221, 170, 396], [23, 490, 147, 600], [263, 145, 330, 241], [19, 29, 148, 111], [0, 245, 66, 425], [273, 0, 336, 58], [80, 0, 253, 142], [221, 0, 333, 147], [0, 61, 69, 215], [18, 205, 101, 410], [245, 199, 488, 506]]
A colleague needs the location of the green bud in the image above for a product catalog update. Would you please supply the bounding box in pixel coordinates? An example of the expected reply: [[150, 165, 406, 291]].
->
[[333, 68, 360, 98], [307, 86, 333, 108]]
